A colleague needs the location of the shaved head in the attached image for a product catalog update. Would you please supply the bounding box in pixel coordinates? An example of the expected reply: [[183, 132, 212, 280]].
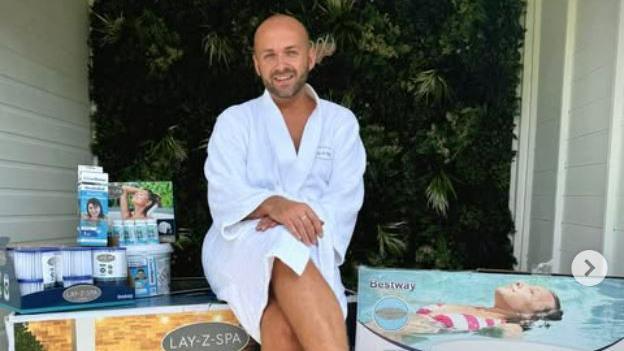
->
[[254, 14, 311, 54]]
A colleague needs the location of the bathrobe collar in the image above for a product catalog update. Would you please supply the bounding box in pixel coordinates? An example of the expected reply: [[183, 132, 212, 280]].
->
[[260, 84, 322, 195]]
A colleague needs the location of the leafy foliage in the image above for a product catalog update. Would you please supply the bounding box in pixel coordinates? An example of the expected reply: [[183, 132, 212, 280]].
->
[[90, 0, 524, 283]]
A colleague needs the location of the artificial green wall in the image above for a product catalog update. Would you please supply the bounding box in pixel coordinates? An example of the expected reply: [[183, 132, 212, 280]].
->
[[90, 0, 524, 283]]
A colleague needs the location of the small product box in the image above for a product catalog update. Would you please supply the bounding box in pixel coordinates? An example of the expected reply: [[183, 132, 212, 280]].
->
[[108, 181, 177, 244], [76, 165, 109, 246], [78, 171, 109, 184], [78, 165, 103, 174], [0, 238, 134, 314], [126, 244, 173, 298]]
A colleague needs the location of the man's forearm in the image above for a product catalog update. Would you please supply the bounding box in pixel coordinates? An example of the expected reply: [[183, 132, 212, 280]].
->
[[246, 195, 281, 219]]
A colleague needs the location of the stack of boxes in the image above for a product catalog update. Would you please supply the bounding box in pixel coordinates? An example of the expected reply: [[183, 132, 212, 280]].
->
[[80, 166, 173, 298], [0, 164, 176, 311], [72, 166, 124, 293]]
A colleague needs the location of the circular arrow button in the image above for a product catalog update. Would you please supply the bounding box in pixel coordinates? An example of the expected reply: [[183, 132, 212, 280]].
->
[[571, 250, 608, 287]]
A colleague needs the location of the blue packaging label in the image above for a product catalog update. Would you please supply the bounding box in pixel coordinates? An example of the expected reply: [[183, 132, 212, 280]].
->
[[113, 223, 124, 245], [147, 221, 158, 244], [147, 256, 157, 295], [78, 187, 108, 246], [135, 222, 147, 244], [123, 222, 136, 245], [129, 265, 149, 297], [128, 255, 153, 297]]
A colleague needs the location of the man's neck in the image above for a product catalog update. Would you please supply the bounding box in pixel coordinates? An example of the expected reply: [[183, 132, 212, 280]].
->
[[271, 87, 316, 114]]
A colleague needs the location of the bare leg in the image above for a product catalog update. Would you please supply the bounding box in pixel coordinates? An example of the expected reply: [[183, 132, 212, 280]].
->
[[260, 295, 304, 351], [271, 259, 348, 351]]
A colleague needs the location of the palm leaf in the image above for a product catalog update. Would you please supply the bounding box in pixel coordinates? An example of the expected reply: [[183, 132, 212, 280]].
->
[[202, 32, 234, 67], [92, 11, 125, 46], [425, 171, 456, 216], [313, 34, 336, 64]]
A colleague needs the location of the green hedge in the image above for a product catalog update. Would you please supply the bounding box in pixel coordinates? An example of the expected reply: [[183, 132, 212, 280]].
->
[[90, 0, 524, 285]]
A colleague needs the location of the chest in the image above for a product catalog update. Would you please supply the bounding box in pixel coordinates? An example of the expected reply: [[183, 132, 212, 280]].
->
[[284, 117, 307, 152], [246, 125, 334, 193]]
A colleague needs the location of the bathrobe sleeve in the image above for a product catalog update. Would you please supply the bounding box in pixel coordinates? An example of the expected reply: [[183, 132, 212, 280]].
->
[[205, 108, 278, 241], [306, 113, 366, 265]]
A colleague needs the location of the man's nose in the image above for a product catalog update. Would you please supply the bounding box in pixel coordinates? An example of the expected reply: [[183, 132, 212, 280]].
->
[[274, 53, 288, 69]]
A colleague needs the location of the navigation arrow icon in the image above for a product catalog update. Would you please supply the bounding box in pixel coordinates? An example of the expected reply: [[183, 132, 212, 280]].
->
[[572, 250, 607, 286], [584, 259, 595, 277]]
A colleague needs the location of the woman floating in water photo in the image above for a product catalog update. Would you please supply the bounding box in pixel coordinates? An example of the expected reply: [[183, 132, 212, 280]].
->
[[370, 281, 563, 338]]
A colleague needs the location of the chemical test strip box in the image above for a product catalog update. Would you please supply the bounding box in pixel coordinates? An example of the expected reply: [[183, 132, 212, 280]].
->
[[0, 238, 134, 314], [356, 266, 624, 351], [77, 165, 109, 246]]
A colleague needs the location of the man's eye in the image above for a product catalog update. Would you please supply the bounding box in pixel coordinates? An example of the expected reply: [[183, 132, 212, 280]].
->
[[286, 51, 298, 56]]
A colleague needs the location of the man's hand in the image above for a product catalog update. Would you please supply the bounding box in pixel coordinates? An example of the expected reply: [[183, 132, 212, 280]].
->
[[256, 216, 278, 232], [263, 196, 324, 245]]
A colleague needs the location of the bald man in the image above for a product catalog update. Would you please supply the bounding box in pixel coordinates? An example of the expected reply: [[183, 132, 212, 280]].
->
[[202, 14, 366, 351]]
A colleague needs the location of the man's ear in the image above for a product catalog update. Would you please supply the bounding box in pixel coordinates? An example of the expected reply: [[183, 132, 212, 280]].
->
[[252, 54, 261, 76]]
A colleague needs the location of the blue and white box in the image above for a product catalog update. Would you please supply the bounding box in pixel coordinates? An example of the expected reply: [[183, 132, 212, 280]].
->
[[77, 166, 109, 246]]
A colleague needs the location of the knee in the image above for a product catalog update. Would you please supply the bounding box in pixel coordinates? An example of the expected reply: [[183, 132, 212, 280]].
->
[[263, 316, 300, 349], [266, 305, 295, 340], [273, 315, 297, 341], [261, 301, 300, 347]]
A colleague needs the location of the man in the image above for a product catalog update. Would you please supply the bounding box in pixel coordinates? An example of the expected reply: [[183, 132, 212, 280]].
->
[[202, 14, 366, 351]]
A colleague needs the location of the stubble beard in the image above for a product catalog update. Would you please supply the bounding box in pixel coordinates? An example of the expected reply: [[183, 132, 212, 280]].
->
[[263, 68, 309, 99]]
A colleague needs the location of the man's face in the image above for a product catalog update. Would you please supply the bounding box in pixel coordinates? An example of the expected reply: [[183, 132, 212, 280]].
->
[[253, 18, 316, 100]]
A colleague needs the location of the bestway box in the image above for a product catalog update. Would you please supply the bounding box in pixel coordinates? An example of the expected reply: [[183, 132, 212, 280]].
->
[[0, 238, 134, 314], [356, 266, 624, 351]]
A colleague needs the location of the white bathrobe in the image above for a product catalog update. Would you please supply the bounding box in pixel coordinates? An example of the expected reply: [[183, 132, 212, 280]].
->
[[202, 84, 366, 342]]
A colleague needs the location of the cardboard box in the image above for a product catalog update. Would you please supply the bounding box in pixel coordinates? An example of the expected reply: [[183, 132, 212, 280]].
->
[[0, 238, 134, 315], [77, 165, 103, 174], [5, 292, 257, 351], [356, 266, 624, 351], [108, 181, 177, 243], [77, 171, 109, 184], [77, 180, 109, 246]]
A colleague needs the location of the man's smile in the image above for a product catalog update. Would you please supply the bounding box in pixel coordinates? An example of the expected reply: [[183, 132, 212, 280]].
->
[[272, 71, 296, 84]]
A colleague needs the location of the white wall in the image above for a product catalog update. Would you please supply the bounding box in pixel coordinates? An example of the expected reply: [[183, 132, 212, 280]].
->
[[520, 0, 624, 275], [525, 0, 568, 271], [609, 0, 624, 277], [614, 110, 624, 276], [0, 1, 91, 243], [557, 0, 620, 273], [0, 0, 91, 348]]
